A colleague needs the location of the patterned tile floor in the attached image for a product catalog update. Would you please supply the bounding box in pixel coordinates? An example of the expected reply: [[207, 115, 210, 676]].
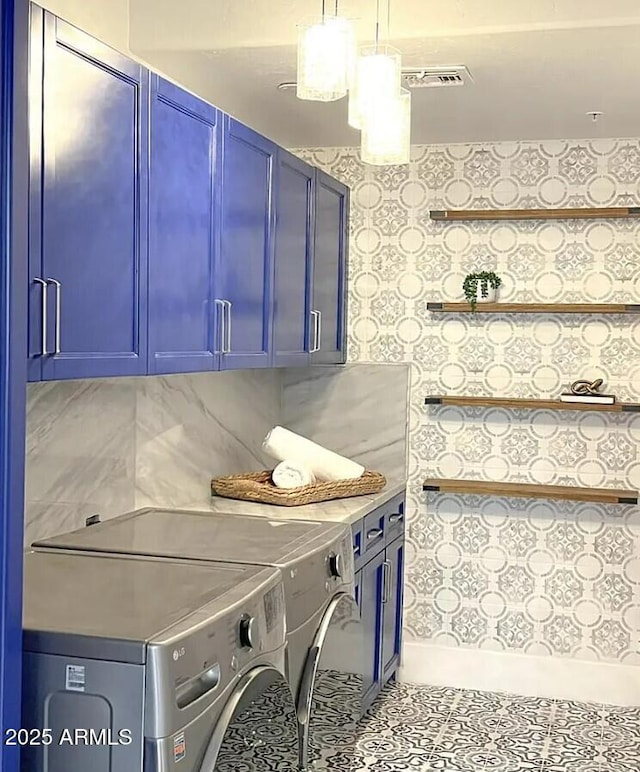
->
[[353, 682, 640, 772]]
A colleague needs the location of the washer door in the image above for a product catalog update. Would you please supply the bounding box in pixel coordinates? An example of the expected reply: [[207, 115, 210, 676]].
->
[[199, 666, 298, 772], [297, 592, 363, 771]]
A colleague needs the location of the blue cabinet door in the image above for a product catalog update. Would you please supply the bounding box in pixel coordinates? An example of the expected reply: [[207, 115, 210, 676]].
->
[[29, 10, 149, 380], [148, 76, 221, 374], [272, 150, 314, 367], [1, 0, 28, 769], [360, 550, 385, 712], [382, 536, 404, 683], [218, 117, 275, 370], [311, 170, 348, 365]]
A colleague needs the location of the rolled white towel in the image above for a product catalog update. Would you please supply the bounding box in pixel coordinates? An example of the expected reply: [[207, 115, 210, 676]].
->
[[271, 460, 316, 489], [263, 426, 365, 482]]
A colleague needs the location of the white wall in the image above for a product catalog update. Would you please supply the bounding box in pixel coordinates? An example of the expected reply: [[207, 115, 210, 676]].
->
[[37, 0, 130, 52]]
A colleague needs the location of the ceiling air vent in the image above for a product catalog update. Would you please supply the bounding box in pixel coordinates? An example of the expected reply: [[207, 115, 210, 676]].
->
[[402, 65, 473, 89]]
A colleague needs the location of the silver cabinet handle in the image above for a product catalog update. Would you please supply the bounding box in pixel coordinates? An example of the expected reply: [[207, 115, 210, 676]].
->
[[316, 309, 322, 351], [46, 278, 61, 354], [353, 543, 360, 557], [382, 560, 391, 604], [367, 528, 383, 541], [389, 513, 404, 524], [33, 278, 48, 356], [309, 310, 316, 352], [214, 299, 225, 353], [224, 300, 232, 353], [310, 310, 320, 352]]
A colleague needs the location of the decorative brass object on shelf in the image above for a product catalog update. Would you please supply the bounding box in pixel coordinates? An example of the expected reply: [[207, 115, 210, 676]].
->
[[560, 378, 616, 405], [422, 478, 638, 505], [570, 378, 603, 395]]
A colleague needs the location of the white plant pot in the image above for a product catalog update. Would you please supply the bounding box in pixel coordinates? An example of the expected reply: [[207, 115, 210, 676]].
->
[[473, 283, 498, 304]]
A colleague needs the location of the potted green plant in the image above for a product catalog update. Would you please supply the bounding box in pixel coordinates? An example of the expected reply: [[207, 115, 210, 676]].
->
[[463, 271, 502, 311]]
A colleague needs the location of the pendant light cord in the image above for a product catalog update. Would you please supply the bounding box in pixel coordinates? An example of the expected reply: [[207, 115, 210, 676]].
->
[[387, 0, 391, 38], [375, 0, 380, 51]]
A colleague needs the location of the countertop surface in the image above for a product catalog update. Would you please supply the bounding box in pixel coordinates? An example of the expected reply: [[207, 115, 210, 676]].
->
[[206, 477, 407, 526]]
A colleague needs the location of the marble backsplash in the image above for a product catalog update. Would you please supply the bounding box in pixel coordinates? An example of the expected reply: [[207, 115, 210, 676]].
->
[[135, 371, 282, 511], [25, 370, 281, 545], [25, 379, 137, 546], [283, 364, 409, 480], [25, 364, 408, 544]]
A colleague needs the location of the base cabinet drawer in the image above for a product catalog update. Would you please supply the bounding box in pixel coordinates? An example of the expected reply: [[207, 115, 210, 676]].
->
[[385, 496, 406, 542], [362, 508, 386, 559]]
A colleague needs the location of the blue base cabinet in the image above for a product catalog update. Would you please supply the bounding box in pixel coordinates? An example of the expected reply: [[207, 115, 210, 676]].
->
[[353, 493, 406, 713], [382, 536, 404, 683], [28, 9, 149, 381], [358, 549, 386, 707]]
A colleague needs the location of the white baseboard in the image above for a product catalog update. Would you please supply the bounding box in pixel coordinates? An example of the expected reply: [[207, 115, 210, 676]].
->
[[398, 641, 640, 707]]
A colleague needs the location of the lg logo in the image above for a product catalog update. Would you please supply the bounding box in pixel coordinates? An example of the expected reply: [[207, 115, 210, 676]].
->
[[172, 647, 186, 661]]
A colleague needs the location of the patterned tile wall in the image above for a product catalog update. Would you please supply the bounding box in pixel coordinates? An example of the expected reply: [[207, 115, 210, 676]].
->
[[295, 138, 640, 666]]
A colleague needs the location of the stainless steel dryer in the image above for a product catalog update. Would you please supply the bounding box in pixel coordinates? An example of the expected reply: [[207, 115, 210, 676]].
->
[[21, 550, 298, 772], [35, 509, 364, 771]]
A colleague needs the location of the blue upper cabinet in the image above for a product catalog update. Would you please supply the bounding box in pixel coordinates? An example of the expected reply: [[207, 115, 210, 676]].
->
[[311, 170, 349, 365], [148, 76, 221, 375], [218, 117, 275, 370], [25, 10, 349, 381], [272, 150, 314, 367], [28, 9, 149, 381]]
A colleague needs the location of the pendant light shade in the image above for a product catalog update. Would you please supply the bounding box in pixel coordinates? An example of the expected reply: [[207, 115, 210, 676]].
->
[[361, 87, 411, 165], [347, 75, 362, 130], [297, 15, 354, 101], [341, 16, 358, 88], [295, 0, 411, 165], [349, 44, 401, 130]]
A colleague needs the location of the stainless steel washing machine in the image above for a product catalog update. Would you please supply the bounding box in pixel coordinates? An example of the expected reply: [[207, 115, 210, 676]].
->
[[21, 550, 298, 772], [34, 509, 364, 771]]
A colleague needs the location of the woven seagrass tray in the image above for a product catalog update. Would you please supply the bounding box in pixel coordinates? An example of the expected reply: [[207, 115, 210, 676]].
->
[[210, 470, 387, 507]]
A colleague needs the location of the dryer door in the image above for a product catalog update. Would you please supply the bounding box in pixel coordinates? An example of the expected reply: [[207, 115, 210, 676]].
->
[[297, 592, 363, 771], [199, 666, 298, 772]]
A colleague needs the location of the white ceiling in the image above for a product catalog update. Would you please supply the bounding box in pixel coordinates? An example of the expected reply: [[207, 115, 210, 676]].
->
[[130, 0, 640, 147]]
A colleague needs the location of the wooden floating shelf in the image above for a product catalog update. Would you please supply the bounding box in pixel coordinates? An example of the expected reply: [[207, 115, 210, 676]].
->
[[425, 396, 640, 414], [423, 479, 638, 505], [429, 207, 640, 222], [426, 303, 640, 314]]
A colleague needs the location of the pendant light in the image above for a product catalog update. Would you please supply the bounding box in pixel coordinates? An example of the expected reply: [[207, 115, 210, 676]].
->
[[361, 87, 411, 165], [349, 44, 402, 130], [360, 0, 411, 166], [297, 1, 355, 102], [349, 0, 402, 130]]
